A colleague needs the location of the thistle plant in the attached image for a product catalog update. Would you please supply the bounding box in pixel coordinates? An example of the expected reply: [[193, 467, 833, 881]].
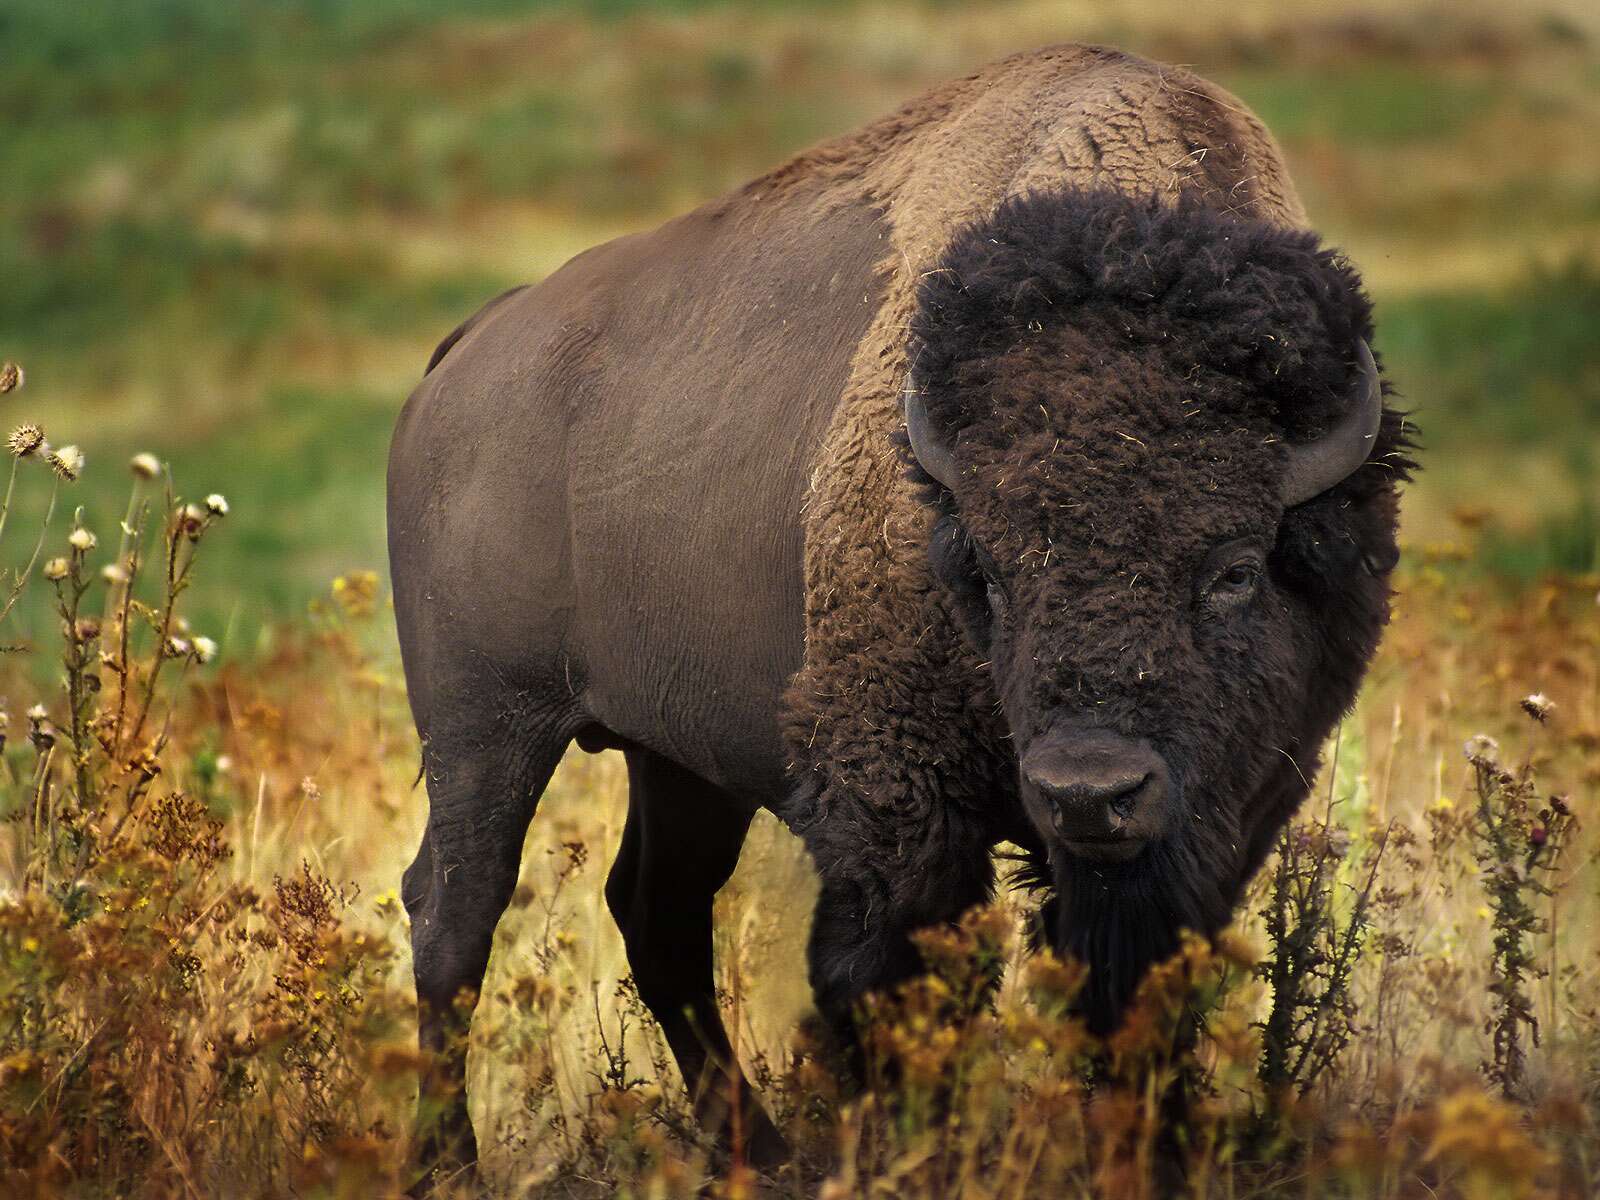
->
[[1464, 697, 1576, 1101], [23, 454, 228, 894], [1257, 768, 1390, 1103]]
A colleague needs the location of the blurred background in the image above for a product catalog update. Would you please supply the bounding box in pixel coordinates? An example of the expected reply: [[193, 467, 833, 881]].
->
[[3, 0, 1597, 643]]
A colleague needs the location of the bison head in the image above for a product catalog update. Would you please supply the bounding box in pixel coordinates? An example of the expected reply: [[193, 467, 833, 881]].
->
[[904, 189, 1412, 1030]]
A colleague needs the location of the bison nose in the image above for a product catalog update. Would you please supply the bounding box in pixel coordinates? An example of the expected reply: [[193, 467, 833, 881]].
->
[[1020, 730, 1168, 861], [1032, 770, 1149, 825]]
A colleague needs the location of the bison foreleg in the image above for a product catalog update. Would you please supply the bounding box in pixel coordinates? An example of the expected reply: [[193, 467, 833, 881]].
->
[[800, 805, 996, 1072]]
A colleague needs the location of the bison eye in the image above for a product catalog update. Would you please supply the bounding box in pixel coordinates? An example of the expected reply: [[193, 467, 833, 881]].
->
[[1217, 562, 1258, 591], [1198, 545, 1265, 613]]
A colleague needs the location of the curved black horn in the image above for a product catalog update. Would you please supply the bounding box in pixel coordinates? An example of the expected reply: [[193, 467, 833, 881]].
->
[[905, 387, 958, 490], [1281, 340, 1383, 507]]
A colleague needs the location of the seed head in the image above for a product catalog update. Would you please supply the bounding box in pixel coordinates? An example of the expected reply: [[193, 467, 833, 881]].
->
[[42, 557, 69, 582], [193, 636, 217, 664], [7, 424, 44, 458], [27, 704, 51, 752], [1520, 693, 1554, 723], [0, 362, 22, 393], [164, 635, 190, 658], [180, 503, 206, 540], [47, 444, 83, 481], [1463, 734, 1501, 767], [101, 562, 130, 585], [68, 527, 96, 552], [73, 617, 101, 643], [205, 493, 229, 516], [130, 452, 161, 479]]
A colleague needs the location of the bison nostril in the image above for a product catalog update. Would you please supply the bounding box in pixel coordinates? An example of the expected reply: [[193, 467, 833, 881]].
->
[[1106, 777, 1145, 820], [1031, 770, 1153, 839]]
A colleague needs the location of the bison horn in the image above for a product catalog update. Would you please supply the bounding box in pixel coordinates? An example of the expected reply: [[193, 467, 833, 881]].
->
[[905, 387, 959, 490], [1280, 340, 1383, 507]]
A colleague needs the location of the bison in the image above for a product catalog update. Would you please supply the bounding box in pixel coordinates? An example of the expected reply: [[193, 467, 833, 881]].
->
[[387, 43, 1412, 1179]]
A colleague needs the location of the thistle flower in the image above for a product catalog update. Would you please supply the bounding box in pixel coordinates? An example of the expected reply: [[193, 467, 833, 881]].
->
[[7, 424, 44, 458], [193, 636, 217, 664], [130, 452, 161, 479], [0, 362, 22, 393], [180, 503, 206, 540], [68, 527, 96, 552], [47, 444, 83, 481], [26, 704, 50, 753], [73, 617, 101, 643], [1519, 693, 1553, 723], [205, 493, 229, 516], [42, 557, 69, 582]]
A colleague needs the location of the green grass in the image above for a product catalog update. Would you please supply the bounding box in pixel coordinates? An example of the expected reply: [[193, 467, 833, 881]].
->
[[1226, 64, 1500, 144], [0, 387, 398, 655], [1480, 500, 1600, 578], [2, 0, 1598, 633], [1379, 260, 1600, 448]]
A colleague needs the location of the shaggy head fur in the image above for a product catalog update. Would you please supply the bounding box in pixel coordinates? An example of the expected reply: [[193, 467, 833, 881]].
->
[[906, 188, 1413, 1030]]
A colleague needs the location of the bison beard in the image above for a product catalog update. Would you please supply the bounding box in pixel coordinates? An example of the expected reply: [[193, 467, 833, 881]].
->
[[1025, 813, 1241, 1035]]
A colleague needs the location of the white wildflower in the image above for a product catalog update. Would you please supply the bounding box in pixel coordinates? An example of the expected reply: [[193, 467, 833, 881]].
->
[[47, 444, 83, 481], [1519, 693, 1553, 723]]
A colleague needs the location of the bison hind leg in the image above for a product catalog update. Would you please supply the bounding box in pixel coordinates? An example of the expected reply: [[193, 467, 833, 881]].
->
[[404, 702, 577, 1192]]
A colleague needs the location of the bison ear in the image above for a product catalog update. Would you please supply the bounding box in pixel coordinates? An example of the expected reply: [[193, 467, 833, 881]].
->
[[905, 387, 959, 490], [1280, 341, 1382, 507]]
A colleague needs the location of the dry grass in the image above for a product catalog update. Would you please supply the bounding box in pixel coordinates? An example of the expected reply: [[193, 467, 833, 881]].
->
[[0, 378, 1594, 1199]]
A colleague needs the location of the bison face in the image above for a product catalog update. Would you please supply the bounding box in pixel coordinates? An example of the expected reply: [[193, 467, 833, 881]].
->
[[906, 189, 1410, 1028], [923, 382, 1316, 877]]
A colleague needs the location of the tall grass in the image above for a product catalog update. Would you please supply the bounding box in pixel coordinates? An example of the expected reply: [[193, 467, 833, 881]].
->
[[0, 366, 1595, 1197]]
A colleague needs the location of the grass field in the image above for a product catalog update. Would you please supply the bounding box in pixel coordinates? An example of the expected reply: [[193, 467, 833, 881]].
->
[[2, 0, 1598, 1196]]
